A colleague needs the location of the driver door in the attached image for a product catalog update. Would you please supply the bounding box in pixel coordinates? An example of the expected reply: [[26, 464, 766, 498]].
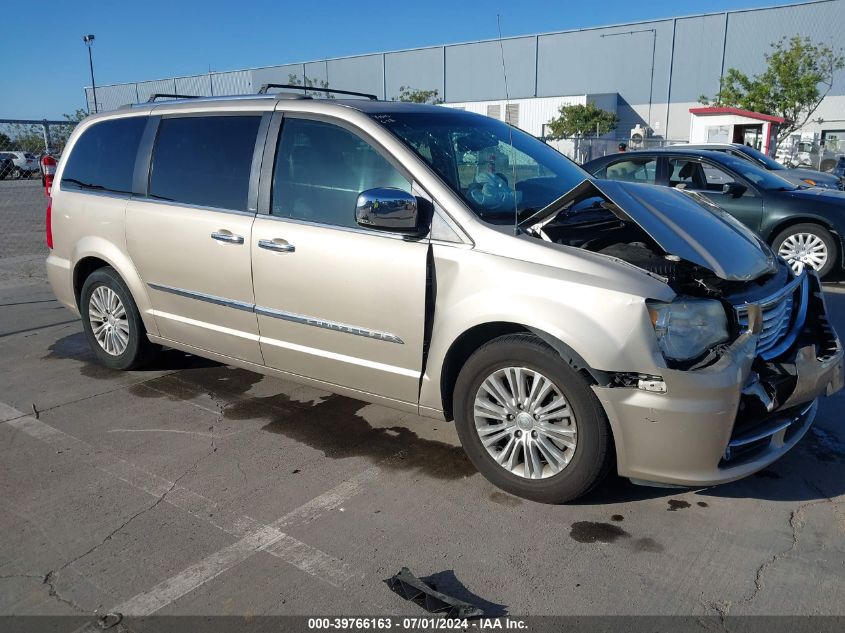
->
[[667, 157, 764, 232], [250, 115, 429, 404]]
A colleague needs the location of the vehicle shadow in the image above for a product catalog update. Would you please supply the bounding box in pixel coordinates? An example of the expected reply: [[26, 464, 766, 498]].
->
[[45, 331, 221, 374], [46, 333, 844, 505]]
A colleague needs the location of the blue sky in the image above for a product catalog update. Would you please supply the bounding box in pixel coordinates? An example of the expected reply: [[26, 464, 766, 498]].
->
[[1, 0, 804, 119]]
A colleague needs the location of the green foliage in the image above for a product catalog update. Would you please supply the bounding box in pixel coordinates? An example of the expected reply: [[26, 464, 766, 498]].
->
[[545, 103, 620, 139], [8, 125, 45, 153], [288, 73, 333, 99], [699, 36, 844, 146], [394, 86, 443, 104], [63, 109, 88, 123], [0, 132, 11, 149]]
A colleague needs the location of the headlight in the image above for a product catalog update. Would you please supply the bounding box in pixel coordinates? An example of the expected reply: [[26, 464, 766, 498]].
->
[[647, 298, 730, 361]]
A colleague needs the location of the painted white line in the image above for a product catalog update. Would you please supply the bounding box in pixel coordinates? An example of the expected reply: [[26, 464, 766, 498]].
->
[[2, 401, 375, 614], [107, 428, 240, 439], [111, 525, 286, 616]]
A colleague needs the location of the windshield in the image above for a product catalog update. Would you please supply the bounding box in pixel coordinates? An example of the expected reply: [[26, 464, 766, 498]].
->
[[712, 152, 798, 191], [734, 145, 785, 171], [369, 109, 589, 223]]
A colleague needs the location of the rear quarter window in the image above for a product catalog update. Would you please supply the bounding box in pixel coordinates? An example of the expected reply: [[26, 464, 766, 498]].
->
[[61, 117, 147, 194]]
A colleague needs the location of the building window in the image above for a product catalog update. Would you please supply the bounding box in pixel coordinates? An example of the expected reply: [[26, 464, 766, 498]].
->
[[486, 104, 501, 120], [505, 103, 520, 127]]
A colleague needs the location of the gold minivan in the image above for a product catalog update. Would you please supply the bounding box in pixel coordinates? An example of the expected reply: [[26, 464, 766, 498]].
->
[[47, 90, 843, 502]]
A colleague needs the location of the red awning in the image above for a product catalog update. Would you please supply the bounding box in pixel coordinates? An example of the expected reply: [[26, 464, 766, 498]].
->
[[688, 107, 785, 124]]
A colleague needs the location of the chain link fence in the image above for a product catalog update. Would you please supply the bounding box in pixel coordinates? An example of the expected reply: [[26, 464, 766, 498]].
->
[[0, 119, 77, 284], [543, 137, 685, 165]]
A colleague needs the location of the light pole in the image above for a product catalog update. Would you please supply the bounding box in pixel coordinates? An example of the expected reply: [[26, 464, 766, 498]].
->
[[83, 34, 97, 113]]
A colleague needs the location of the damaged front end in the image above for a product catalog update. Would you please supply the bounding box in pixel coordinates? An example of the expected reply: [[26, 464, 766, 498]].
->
[[529, 180, 843, 486]]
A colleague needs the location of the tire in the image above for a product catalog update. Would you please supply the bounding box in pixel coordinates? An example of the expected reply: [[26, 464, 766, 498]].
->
[[11, 167, 21, 179], [453, 333, 612, 503], [772, 223, 837, 277], [80, 267, 158, 370]]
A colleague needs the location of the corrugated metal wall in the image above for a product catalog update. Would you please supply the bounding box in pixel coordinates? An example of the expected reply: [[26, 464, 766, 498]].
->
[[84, 0, 844, 140]]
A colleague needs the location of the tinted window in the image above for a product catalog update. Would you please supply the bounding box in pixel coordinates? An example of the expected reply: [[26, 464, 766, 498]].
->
[[601, 157, 656, 183], [150, 116, 261, 210], [62, 117, 146, 193], [272, 118, 409, 228]]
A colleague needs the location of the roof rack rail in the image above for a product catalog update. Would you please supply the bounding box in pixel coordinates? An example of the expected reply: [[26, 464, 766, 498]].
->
[[146, 93, 201, 103], [257, 83, 378, 101]]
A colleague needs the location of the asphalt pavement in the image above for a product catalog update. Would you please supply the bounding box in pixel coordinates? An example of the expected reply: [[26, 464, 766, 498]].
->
[[1, 179, 843, 623]]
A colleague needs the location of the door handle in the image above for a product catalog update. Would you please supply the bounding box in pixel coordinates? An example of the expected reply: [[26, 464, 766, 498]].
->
[[211, 231, 244, 244], [258, 239, 295, 253]]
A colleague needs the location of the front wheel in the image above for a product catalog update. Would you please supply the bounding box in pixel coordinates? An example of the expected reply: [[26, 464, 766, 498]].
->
[[772, 223, 837, 277], [80, 267, 158, 370], [453, 334, 612, 503]]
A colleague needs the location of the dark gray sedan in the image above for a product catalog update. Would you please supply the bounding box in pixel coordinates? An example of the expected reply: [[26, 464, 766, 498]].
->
[[583, 148, 845, 276], [675, 143, 843, 190]]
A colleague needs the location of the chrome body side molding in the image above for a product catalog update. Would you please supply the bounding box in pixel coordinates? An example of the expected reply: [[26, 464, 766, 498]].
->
[[147, 282, 404, 344]]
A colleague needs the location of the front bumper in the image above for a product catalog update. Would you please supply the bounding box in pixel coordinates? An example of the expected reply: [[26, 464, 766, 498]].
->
[[593, 273, 844, 487]]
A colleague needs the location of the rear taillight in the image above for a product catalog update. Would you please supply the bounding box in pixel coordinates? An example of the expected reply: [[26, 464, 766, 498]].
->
[[46, 200, 53, 249], [41, 155, 57, 197]]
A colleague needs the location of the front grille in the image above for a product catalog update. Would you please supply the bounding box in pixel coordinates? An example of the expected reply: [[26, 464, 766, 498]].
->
[[735, 272, 808, 360]]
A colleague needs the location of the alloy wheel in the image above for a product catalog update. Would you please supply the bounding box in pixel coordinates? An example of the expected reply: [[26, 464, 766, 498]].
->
[[88, 286, 130, 356], [777, 232, 828, 274], [473, 367, 577, 479]]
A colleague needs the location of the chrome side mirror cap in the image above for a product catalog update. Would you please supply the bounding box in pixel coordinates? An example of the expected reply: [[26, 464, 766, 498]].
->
[[355, 187, 424, 235]]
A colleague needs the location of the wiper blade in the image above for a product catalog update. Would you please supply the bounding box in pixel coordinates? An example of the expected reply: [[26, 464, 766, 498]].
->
[[61, 178, 108, 190]]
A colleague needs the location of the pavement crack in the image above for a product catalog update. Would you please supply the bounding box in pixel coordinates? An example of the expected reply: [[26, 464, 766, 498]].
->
[[721, 487, 837, 616], [42, 570, 88, 614], [43, 448, 214, 596], [0, 572, 44, 580], [236, 460, 248, 486]]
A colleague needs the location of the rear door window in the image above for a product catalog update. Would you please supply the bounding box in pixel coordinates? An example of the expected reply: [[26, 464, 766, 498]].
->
[[61, 117, 146, 194], [150, 115, 261, 211]]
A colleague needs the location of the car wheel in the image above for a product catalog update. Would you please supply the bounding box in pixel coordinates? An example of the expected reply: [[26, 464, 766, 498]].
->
[[11, 167, 22, 179], [453, 333, 612, 503], [80, 267, 158, 370], [772, 223, 837, 277]]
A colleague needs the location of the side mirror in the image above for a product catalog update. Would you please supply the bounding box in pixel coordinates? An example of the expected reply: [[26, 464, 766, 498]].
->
[[355, 188, 424, 235], [722, 182, 747, 198]]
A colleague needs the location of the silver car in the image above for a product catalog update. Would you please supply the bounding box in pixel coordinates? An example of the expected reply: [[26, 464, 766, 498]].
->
[[46, 93, 844, 502]]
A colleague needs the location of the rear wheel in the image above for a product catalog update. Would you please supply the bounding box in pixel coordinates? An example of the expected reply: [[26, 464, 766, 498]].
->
[[80, 267, 158, 370], [453, 334, 612, 503], [772, 223, 837, 277]]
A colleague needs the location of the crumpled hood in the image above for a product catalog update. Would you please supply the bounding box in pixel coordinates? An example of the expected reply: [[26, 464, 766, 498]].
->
[[522, 179, 777, 282]]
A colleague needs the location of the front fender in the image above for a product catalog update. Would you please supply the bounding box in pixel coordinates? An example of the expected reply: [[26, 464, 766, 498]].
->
[[419, 245, 671, 414]]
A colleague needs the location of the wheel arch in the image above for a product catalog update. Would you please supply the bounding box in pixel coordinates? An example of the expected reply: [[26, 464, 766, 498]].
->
[[71, 238, 159, 336], [438, 321, 607, 420]]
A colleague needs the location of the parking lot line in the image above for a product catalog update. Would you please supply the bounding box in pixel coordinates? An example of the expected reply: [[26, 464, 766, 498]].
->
[[0, 400, 376, 614]]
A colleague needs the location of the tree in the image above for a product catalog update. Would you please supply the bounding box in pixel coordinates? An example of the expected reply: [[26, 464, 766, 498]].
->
[[0, 132, 11, 150], [287, 73, 333, 99], [63, 109, 88, 123], [394, 86, 442, 104], [699, 36, 844, 149], [545, 103, 619, 139]]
